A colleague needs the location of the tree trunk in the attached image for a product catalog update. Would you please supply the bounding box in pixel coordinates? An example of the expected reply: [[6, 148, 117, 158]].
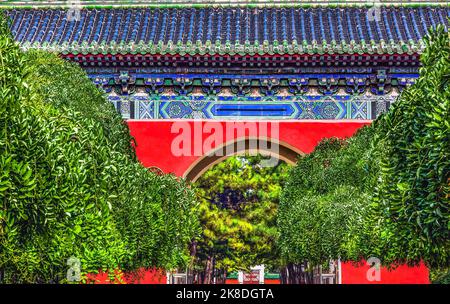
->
[[280, 262, 315, 284], [203, 256, 213, 284], [187, 240, 197, 284]]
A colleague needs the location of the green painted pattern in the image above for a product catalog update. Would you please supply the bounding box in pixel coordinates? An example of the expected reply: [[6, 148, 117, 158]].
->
[[18, 37, 424, 56]]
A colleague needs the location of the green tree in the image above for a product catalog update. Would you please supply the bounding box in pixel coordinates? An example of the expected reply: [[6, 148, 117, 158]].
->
[[278, 127, 375, 270], [23, 50, 201, 273], [278, 27, 450, 278], [368, 26, 450, 268], [0, 15, 126, 282], [0, 15, 199, 283], [193, 155, 289, 283]]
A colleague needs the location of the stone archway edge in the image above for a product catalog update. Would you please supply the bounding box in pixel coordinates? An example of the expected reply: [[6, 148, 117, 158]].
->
[[183, 136, 303, 182]]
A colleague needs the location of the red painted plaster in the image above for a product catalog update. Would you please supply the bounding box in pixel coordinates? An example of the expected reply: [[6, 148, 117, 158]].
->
[[127, 120, 370, 177]]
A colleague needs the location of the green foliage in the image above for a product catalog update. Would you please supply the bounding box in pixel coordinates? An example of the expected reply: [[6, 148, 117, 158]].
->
[[279, 186, 369, 267], [0, 15, 125, 282], [0, 14, 199, 283], [368, 26, 450, 268], [22, 50, 200, 272], [278, 127, 375, 266], [430, 267, 450, 284], [110, 166, 200, 271], [279, 27, 449, 270], [25, 50, 135, 158], [194, 155, 289, 275]]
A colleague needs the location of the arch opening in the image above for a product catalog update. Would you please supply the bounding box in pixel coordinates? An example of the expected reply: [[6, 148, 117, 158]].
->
[[183, 137, 304, 182]]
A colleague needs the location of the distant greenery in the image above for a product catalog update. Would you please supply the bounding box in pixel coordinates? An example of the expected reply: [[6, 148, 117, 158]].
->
[[278, 26, 449, 272], [193, 155, 289, 283], [0, 14, 199, 283]]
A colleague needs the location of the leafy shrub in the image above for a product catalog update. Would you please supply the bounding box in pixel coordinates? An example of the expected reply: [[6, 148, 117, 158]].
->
[[0, 14, 199, 283], [23, 50, 200, 272], [431, 268, 450, 284], [25, 50, 135, 158], [0, 16, 126, 282], [278, 127, 375, 266], [368, 26, 449, 268], [278, 27, 449, 270]]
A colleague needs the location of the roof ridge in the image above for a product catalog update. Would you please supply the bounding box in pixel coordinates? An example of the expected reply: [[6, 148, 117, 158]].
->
[[1, 1, 449, 9]]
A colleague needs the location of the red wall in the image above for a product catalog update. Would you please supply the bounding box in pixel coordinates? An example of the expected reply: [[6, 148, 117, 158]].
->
[[126, 119, 430, 285], [127, 120, 370, 176], [88, 268, 166, 284], [341, 261, 430, 284]]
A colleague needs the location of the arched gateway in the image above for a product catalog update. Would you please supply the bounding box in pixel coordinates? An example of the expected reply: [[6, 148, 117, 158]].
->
[[5, 1, 444, 283], [184, 136, 302, 182], [127, 120, 368, 180]]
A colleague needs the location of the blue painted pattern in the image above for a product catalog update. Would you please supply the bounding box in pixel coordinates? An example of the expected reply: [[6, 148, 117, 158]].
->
[[108, 95, 395, 121]]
